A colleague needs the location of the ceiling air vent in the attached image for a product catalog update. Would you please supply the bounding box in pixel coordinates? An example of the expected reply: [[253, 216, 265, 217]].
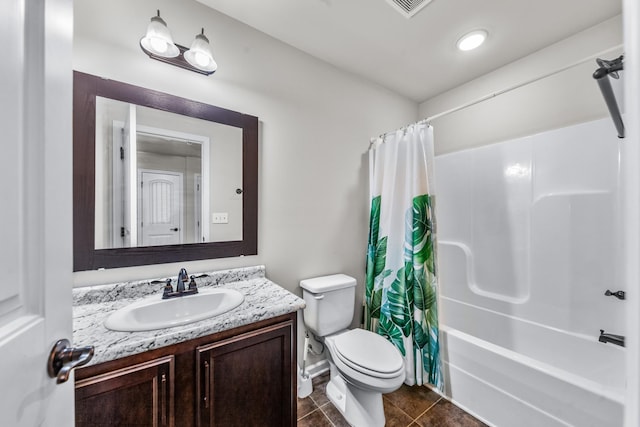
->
[[385, 0, 433, 18]]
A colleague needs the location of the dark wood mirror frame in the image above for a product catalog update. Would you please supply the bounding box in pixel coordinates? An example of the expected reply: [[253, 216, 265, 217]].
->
[[73, 71, 258, 271]]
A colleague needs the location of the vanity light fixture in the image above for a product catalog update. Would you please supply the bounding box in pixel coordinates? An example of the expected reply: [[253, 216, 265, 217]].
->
[[456, 30, 488, 51], [140, 10, 179, 58], [184, 29, 218, 73], [140, 10, 217, 75]]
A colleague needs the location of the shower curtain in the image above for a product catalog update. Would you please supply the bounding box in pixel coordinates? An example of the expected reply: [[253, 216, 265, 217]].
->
[[365, 122, 442, 389]]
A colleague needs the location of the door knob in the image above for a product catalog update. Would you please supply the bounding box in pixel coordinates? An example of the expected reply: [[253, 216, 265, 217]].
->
[[170, 228, 179, 231], [47, 339, 94, 384]]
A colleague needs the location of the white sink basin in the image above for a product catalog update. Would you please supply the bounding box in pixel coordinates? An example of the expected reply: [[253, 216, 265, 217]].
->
[[104, 288, 244, 332]]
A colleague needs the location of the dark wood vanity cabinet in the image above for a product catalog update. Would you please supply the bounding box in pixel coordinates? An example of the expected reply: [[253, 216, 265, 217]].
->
[[196, 322, 293, 426], [75, 356, 174, 427], [74, 313, 296, 427]]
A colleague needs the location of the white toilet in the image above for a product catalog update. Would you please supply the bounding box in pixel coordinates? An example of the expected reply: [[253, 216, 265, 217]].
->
[[300, 274, 405, 427]]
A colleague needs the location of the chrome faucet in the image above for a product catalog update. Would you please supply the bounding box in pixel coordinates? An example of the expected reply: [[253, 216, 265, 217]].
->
[[161, 268, 199, 299], [177, 268, 189, 293]]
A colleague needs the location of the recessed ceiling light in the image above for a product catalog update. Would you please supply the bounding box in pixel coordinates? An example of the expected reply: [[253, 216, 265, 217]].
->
[[457, 30, 488, 51]]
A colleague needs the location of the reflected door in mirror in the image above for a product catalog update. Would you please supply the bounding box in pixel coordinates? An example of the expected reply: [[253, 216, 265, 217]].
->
[[94, 96, 243, 249]]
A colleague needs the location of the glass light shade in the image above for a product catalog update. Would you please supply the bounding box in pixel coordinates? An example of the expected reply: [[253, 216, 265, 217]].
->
[[185, 31, 218, 73], [457, 30, 488, 51], [140, 13, 179, 58]]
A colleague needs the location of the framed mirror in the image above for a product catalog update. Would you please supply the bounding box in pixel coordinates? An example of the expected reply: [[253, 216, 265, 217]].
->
[[73, 71, 258, 271]]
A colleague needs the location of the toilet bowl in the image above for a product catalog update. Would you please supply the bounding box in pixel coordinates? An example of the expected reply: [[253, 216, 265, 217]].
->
[[324, 329, 405, 426], [300, 274, 405, 427], [327, 329, 405, 391]]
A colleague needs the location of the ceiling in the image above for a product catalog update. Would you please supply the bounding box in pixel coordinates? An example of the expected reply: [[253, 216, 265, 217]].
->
[[197, 0, 621, 103]]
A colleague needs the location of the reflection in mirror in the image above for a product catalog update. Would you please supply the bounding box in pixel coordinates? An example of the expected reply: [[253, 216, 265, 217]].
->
[[94, 97, 242, 249]]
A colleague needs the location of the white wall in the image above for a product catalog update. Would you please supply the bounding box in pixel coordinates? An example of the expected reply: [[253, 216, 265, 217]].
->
[[420, 16, 623, 155], [72, 0, 417, 361]]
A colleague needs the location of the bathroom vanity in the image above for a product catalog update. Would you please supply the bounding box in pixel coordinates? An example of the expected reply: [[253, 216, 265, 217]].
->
[[72, 266, 304, 427]]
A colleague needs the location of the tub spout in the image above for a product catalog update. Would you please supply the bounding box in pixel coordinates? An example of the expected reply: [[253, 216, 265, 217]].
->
[[599, 330, 625, 347]]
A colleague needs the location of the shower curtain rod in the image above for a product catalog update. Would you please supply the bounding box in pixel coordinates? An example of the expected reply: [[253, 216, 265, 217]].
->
[[370, 43, 624, 147]]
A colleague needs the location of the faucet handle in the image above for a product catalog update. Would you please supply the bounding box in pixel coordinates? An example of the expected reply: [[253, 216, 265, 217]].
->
[[163, 279, 174, 298], [188, 275, 199, 292], [604, 289, 625, 300]]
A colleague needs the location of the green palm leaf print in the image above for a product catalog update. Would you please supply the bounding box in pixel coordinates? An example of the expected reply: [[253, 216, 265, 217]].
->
[[411, 195, 434, 267], [378, 313, 405, 356], [387, 267, 412, 337]]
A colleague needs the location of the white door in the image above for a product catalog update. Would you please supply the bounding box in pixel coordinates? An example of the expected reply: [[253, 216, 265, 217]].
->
[[111, 121, 124, 247], [0, 1, 80, 426], [124, 105, 138, 247], [139, 170, 183, 246], [111, 104, 138, 248], [194, 174, 202, 242]]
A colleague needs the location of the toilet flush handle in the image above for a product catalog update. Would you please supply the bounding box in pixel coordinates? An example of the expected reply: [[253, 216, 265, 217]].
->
[[313, 293, 325, 300]]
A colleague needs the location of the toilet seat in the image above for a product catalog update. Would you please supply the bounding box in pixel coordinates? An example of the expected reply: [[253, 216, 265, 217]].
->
[[332, 329, 404, 379], [325, 330, 405, 394]]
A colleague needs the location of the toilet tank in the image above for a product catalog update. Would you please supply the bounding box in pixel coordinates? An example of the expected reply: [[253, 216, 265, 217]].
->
[[300, 274, 357, 337]]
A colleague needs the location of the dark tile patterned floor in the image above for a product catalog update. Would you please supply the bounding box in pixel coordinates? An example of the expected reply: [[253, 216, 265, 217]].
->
[[297, 372, 487, 427]]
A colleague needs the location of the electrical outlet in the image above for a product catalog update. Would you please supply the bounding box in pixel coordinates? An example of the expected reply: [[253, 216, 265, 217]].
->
[[212, 212, 228, 224]]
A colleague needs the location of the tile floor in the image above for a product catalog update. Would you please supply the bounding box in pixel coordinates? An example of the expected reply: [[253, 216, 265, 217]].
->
[[297, 372, 488, 427]]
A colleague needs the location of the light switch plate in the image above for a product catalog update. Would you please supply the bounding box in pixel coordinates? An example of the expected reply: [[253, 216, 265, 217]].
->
[[212, 212, 228, 224]]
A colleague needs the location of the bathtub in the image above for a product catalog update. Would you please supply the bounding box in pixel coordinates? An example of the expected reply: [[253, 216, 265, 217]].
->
[[435, 117, 625, 426], [439, 297, 624, 426]]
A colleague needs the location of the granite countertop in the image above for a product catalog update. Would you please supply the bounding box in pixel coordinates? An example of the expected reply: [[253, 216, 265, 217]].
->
[[73, 266, 305, 366]]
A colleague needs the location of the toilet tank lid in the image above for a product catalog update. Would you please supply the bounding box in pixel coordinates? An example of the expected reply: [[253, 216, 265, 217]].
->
[[300, 274, 357, 293]]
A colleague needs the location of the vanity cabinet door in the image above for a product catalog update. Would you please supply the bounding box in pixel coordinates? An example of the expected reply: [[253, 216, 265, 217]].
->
[[75, 356, 174, 427], [196, 321, 294, 427]]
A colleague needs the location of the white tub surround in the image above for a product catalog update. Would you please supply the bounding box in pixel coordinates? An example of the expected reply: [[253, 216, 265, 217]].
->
[[73, 266, 305, 366], [435, 117, 624, 426]]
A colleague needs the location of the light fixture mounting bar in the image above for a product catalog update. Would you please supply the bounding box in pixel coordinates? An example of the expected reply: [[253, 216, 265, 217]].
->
[[140, 43, 215, 76]]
